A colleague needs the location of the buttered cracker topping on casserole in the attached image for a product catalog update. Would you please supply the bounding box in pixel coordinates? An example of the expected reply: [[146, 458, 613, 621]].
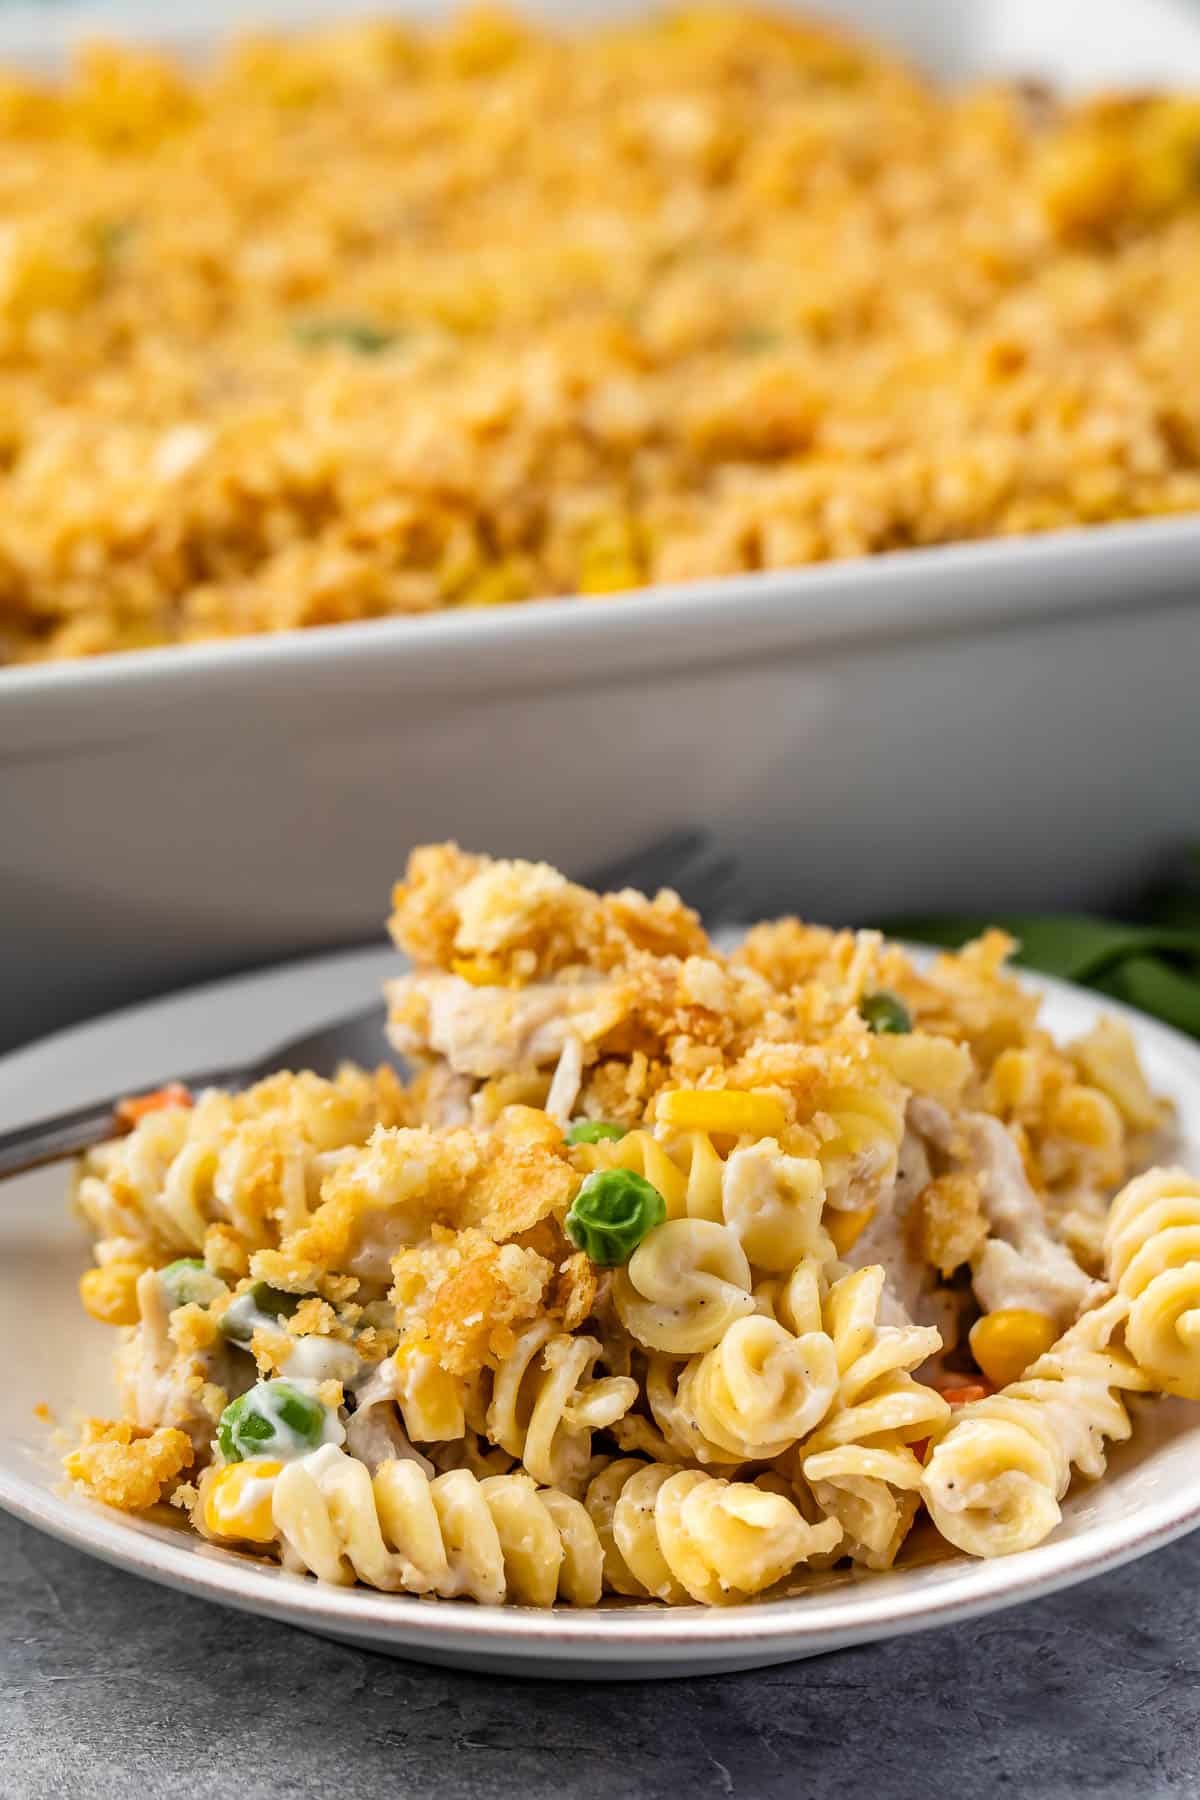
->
[[4, 7, 1200, 660]]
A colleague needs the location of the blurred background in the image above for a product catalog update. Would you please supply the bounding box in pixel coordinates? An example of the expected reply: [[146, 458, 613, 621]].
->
[[1, 0, 1199, 1056]]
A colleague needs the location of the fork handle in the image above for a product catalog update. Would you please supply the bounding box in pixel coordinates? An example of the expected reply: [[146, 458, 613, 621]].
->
[[0, 1098, 138, 1180], [0, 1063, 239, 1182]]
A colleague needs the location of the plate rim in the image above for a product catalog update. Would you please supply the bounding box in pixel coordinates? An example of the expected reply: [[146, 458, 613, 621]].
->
[[1, 1430, 1198, 1663], [3, 948, 1200, 1662]]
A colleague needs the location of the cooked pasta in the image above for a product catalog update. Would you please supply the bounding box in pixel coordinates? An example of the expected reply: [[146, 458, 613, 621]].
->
[[75, 1068, 407, 1273], [260, 1449, 602, 1606], [802, 1087, 907, 1217], [639, 1353, 742, 1469], [61, 843, 1200, 1606], [794, 1267, 950, 1569], [921, 1297, 1149, 1556], [612, 1220, 756, 1354], [485, 1318, 637, 1491], [584, 1460, 842, 1606], [675, 1314, 838, 1462], [579, 1128, 832, 1271], [1105, 1169, 1200, 1399]]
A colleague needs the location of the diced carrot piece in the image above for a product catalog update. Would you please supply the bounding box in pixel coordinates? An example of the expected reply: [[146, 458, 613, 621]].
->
[[938, 1381, 993, 1406], [115, 1082, 193, 1129]]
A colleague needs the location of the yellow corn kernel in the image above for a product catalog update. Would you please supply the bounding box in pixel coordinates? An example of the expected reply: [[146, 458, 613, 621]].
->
[[577, 515, 643, 596], [969, 1309, 1059, 1390], [825, 1204, 875, 1257], [78, 1261, 145, 1327], [657, 1089, 786, 1139], [202, 1459, 283, 1543], [451, 954, 511, 987], [456, 557, 530, 608]]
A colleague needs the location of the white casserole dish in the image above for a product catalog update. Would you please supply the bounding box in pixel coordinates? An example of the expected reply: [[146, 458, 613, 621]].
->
[[2, 0, 1200, 1051]]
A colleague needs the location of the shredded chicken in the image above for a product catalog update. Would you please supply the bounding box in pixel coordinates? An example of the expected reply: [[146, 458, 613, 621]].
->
[[545, 1034, 584, 1126], [910, 1098, 1105, 1326], [845, 1126, 962, 1353], [386, 971, 622, 1080], [343, 1360, 433, 1477], [118, 1269, 233, 1453]]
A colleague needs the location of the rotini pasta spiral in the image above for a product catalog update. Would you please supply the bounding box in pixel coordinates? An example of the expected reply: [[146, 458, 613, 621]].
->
[[719, 1140, 831, 1273], [576, 1129, 723, 1222], [807, 1086, 905, 1215], [675, 1315, 838, 1462], [77, 1109, 197, 1257], [795, 1265, 949, 1568], [1105, 1168, 1200, 1399], [753, 1259, 827, 1337], [267, 1448, 603, 1605], [75, 1070, 400, 1262], [921, 1295, 1149, 1557], [638, 1354, 739, 1468], [612, 1219, 755, 1353], [486, 1318, 637, 1491], [584, 1458, 842, 1605], [578, 1130, 831, 1273]]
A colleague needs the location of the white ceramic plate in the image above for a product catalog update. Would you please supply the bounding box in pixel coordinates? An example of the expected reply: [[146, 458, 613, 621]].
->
[[2, 946, 1200, 1678]]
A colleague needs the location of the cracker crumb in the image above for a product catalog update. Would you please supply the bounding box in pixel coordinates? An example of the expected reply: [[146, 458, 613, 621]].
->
[[393, 1228, 552, 1378], [915, 1173, 988, 1277], [64, 1418, 194, 1513]]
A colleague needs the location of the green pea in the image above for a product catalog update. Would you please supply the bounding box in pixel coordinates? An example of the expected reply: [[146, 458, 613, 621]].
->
[[217, 1380, 329, 1464], [95, 218, 135, 260], [292, 316, 396, 354], [565, 1168, 667, 1267], [218, 1281, 301, 1346], [734, 327, 783, 354], [565, 1119, 628, 1146], [860, 991, 913, 1035], [160, 1258, 227, 1309]]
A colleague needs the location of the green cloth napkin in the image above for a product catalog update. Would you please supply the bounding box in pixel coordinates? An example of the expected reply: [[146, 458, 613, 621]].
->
[[885, 852, 1200, 1039]]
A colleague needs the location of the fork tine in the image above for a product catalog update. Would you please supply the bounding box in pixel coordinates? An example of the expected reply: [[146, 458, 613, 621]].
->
[[679, 853, 743, 925], [578, 828, 712, 897], [577, 828, 743, 926]]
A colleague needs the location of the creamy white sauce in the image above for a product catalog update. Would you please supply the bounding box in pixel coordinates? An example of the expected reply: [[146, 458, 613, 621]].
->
[[227, 1469, 280, 1522], [246, 1378, 345, 1461], [283, 1336, 360, 1384]]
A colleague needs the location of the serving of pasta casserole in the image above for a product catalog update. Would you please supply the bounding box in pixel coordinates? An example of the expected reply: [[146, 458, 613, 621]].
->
[[60, 846, 1200, 1610], [5, 5, 1200, 661]]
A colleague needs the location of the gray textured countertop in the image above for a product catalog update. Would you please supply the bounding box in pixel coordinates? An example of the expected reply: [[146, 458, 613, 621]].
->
[[2, 1510, 1197, 1800]]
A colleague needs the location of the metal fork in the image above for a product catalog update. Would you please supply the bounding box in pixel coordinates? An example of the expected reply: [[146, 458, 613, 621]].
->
[[0, 830, 741, 1180]]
